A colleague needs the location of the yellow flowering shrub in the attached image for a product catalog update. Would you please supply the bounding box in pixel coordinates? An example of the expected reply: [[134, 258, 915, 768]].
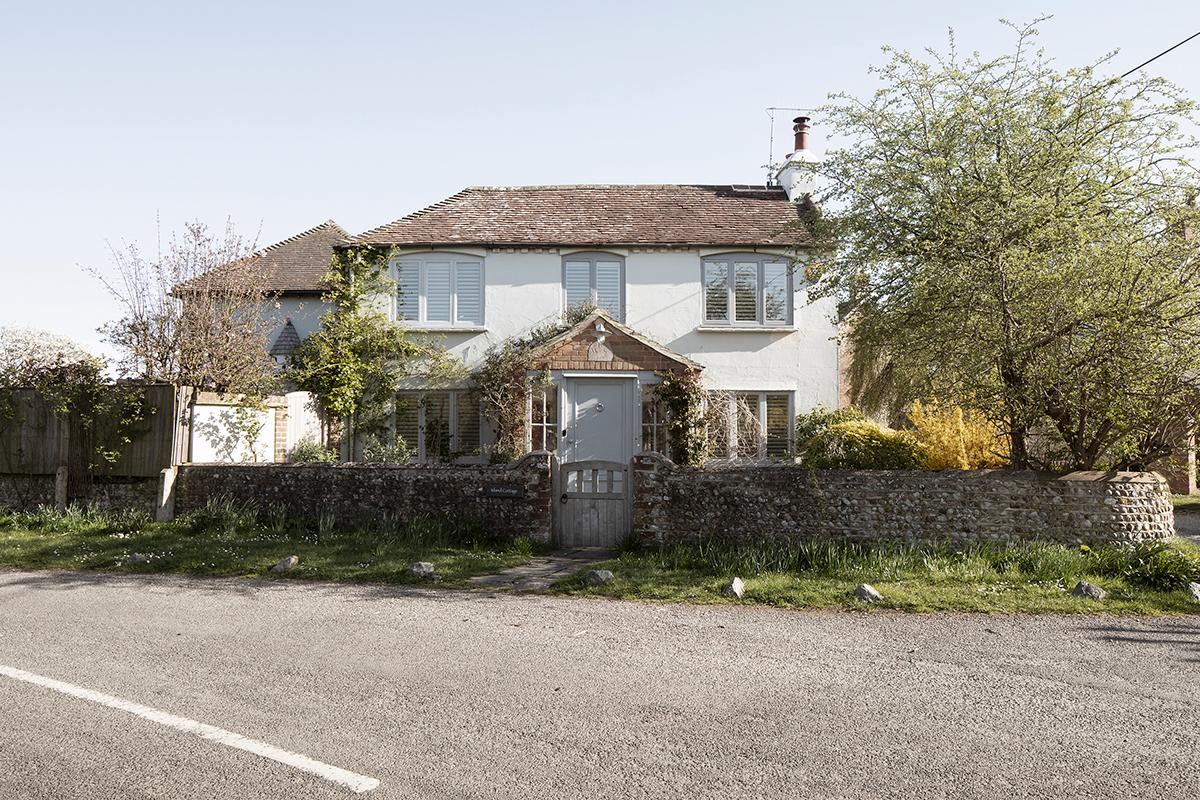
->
[[908, 400, 1008, 469]]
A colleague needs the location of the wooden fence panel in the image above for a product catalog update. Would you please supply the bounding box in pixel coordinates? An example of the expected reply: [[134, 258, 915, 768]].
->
[[0, 384, 185, 478]]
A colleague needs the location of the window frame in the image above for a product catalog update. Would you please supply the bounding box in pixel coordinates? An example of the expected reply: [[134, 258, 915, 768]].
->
[[561, 252, 626, 321], [527, 384, 559, 453], [640, 388, 670, 455], [707, 390, 794, 461], [700, 253, 794, 327], [391, 253, 486, 328], [393, 390, 483, 462]]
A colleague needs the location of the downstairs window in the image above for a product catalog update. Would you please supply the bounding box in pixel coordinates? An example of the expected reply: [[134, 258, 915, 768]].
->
[[394, 390, 482, 462]]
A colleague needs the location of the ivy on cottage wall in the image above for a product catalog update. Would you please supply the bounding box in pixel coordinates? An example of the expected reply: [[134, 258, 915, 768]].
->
[[650, 368, 708, 466], [285, 247, 464, 451], [474, 304, 596, 463]]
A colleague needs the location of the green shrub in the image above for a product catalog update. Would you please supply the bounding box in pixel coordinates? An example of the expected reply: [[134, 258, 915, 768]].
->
[[1124, 541, 1200, 590], [795, 407, 925, 469], [181, 495, 258, 535], [287, 437, 338, 464]]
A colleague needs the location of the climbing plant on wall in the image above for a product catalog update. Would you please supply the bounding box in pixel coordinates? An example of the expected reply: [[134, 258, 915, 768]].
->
[[286, 247, 463, 449], [649, 368, 709, 466], [474, 304, 597, 463]]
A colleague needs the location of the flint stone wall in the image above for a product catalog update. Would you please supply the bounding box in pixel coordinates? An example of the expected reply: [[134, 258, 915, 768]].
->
[[175, 452, 553, 541], [0, 473, 158, 515], [632, 454, 1175, 547]]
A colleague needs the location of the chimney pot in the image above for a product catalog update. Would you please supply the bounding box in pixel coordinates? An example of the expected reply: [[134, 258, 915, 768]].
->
[[792, 116, 811, 152]]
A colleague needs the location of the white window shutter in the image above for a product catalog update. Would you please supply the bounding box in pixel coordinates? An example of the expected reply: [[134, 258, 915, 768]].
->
[[455, 392, 481, 455], [704, 262, 729, 322], [594, 260, 622, 319], [394, 393, 420, 458], [396, 262, 420, 321], [454, 262, 483, 325], [734, 262, 759, 323], [763, 262, 789, 324], [564, 261, 592, 310], [424, 262, 452, 323]]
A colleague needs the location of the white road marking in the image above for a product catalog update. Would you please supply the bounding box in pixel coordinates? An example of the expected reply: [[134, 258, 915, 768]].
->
[[0, 663, 379, 794]]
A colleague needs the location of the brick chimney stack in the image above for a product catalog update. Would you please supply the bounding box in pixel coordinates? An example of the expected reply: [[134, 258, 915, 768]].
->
[[793, 116, 811, 152], [775, 115, 819, 202]]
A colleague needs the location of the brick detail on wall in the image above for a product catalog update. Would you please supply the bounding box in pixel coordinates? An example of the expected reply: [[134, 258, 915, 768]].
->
[[631, 453, 1176, 548], [175, 452, 554, 541], [272, 407, 289, 463], [532, 327, 687, 373]]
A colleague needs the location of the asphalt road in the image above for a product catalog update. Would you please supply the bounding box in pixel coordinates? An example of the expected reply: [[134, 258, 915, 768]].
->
[[0, 569, 1197, 799]]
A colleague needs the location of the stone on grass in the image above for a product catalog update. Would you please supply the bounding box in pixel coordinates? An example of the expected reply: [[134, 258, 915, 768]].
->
[[854, 583, 884, 603], [1071, 581, 1106, 601], [1188, 582, 1200, 604], [409, 561, 436, 578], [270, 555, 299, 573], [724, 577, 746, 599], [127, 553, 150, 565], [584, 569, 614, 587]]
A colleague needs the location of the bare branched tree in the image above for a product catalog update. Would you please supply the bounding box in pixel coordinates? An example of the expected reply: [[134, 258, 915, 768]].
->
[[91, 219, 280, 395]]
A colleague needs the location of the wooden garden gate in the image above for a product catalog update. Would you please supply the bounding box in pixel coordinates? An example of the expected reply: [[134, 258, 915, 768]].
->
[[557, 459, 629, 547]]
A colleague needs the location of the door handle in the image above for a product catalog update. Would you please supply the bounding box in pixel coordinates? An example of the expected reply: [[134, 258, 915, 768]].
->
[[560, 493, 568, 504]]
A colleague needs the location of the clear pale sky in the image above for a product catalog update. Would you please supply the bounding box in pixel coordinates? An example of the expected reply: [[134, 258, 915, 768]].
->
[[1, 0, 1197, 353]]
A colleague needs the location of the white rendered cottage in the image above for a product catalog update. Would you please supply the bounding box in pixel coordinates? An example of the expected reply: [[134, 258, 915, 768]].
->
[[251, 120, 839, 469]]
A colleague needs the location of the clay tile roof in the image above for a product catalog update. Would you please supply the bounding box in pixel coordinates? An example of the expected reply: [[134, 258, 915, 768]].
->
[[211, 220, 348, 294], [353, 185, 812, 248], [249, 220, 349, 293]]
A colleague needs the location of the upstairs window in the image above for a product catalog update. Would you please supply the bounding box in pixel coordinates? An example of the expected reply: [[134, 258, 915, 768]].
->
[[702, 255, 792, 326], [394, 255, 484, 326], [563, 254, 624, 320]]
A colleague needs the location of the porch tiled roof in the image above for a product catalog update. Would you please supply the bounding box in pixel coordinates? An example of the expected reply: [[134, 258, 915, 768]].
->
[[354, 185, 812, 248], [530, 310, 703, 373]]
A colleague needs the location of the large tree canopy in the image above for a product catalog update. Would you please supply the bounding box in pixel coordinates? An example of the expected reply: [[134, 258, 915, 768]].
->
[[808, 19, 1200, 470]]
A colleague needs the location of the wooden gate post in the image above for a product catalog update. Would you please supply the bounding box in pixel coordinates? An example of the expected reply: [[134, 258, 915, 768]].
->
[[53, 465, 68, 512]]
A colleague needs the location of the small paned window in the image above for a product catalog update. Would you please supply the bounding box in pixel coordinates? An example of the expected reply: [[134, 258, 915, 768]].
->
[[563, 254, 624, 320], [530, 385, 558, 452], [393, 255, 484, 326], [641, 391, 669, 455], [702, 255, 793, 326], [706, 391, 794, 460], [394, 390, 482, 462]]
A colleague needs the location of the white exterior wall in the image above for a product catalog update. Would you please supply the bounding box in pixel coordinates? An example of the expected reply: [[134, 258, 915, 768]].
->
[[386, 247, 840, 411], [265, 295, 330, 348]]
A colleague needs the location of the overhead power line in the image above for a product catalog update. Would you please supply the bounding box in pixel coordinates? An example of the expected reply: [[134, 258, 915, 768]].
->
[[1121, 29, 1200, 78]]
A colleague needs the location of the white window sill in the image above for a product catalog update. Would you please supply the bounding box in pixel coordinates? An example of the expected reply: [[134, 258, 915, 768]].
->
[[397, 324, 488, 333], [696, 325, 796, 333]]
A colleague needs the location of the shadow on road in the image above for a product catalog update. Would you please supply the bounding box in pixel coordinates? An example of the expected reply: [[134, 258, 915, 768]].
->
[[1085, 621, 1200, 663], [0, 567, 521, 607]]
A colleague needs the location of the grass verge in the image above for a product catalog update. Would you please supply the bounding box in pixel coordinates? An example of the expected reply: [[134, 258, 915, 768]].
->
[[553, 538, 1200, 614], [0, 501, 537, 586], [1173, 494, 1200, 512]]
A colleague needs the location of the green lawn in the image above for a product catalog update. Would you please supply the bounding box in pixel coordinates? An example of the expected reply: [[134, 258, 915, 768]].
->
[[1173, 493, 1200, 512], [7, 504, 1200, 614], [553, 538, 1200, 614], [0, 503, 535, 586]]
